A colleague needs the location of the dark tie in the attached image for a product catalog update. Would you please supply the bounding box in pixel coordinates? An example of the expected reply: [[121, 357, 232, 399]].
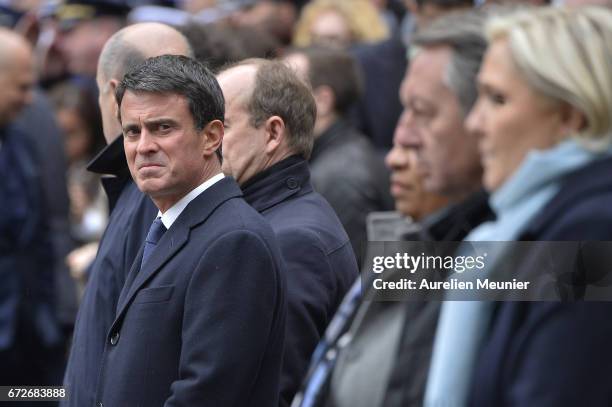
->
[[141, 217, 167, 271]]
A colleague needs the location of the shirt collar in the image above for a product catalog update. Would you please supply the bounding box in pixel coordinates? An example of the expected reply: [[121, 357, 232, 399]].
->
[[158, 172, 225, 229]]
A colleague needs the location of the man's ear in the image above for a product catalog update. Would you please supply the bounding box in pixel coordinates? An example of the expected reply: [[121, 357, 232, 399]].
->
[[109, 78, 120, 115], [109, 78, 119, 94], [264, 115, 286, 155], [202, 119, 224, 157]]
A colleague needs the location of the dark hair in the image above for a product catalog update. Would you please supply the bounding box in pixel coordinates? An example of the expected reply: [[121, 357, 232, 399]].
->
[[293, 46, 362, 115], [115, 54, 225, 129], [49, 80, 105, 158], [180, 23, 280, 72], [224, 59, 316, 159]]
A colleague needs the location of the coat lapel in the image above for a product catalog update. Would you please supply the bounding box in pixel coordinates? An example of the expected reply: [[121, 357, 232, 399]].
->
[[112, 177, 244, 326]]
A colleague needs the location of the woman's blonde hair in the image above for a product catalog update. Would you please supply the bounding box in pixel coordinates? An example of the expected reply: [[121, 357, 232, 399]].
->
[[293, 0, 389, 47], [486, 6, 612, 146]]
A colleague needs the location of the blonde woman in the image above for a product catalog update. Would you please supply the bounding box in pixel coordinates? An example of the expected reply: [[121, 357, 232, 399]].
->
[[427, 6, 612, 407], [293, 0, 389, 48]]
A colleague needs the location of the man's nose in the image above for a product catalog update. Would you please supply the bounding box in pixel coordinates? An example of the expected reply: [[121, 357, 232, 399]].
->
[[136, 129, 158, 154], [394, 109, 423, 149]]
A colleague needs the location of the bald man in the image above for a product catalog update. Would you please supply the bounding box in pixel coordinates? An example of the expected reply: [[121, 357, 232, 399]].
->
[[0, 29, 34, 126], [62, 23, 192, 407], [0, 28, 65, 386]]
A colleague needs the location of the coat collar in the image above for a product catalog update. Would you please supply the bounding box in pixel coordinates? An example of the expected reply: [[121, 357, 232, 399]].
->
[[88, 135, 134, 211], [87, 134, 130, 177], [241, 155, 313, 213], [113, 176, 243, 325], [522, 156, 612, 238], [415, 189, 494, 241]]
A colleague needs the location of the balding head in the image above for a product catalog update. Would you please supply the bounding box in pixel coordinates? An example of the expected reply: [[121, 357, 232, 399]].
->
[[0, 28, 34, 127], [96, 23, 192, 141], [217, 59, 316, 184]]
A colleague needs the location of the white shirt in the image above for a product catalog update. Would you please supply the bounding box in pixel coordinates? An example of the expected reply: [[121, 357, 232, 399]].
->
[[158, 172, 225, 229]]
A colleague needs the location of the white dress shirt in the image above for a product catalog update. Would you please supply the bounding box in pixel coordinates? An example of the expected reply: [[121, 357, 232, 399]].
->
[[158, 172, 225, 229]]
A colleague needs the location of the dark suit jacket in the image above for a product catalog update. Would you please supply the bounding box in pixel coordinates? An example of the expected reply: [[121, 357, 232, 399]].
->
[[94, 176, 286, 407], [62, 136, 158, 407], [16, 90, 77, 328], [241, 156, 359, 407], [470, 157, 612, 407], [0, 124, 60, 351]]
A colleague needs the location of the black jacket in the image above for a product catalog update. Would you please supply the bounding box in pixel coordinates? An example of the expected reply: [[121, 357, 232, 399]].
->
[[242, 156, 359, 407], [0, 124, 59, 351], [310, 120, 393, 263]]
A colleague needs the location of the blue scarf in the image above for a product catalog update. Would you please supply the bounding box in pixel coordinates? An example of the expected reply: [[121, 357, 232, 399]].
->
[[424, 139, 612, 407]]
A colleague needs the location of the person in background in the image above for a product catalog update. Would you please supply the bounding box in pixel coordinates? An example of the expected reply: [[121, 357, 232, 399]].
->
[[284, 46, 394, 263], [348, 0, 473, 152], [49, 81, 107, 244], [0, 27, 64, 388], [429, 6, 612, 406], [180, 22, 281, 71], [53, 0, 129, 81], [291, 10, 494, 407], [1, 1, 80, 366], [385, 112, 450, 225], [217, 59, 358, 406], [62, 22, 190, 407], [293, 0, 389, 49], [229, 0, 304, 46]]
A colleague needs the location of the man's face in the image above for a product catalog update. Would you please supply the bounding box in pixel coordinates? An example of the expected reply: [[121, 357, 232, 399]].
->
[[217, 66, 269, 186], [400, 46, 482, 197], [121, 91, 208, 211], [386, 104, 449, 219], [0, 46, 34, 126]]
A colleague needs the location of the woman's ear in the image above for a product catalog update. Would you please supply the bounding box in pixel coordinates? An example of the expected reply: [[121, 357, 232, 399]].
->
[[202, 120, 223, 157], [560, 103, 587, 137]]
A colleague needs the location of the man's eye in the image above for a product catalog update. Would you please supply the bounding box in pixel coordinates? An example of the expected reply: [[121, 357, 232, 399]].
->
[[157, 124, 173, 133], [125, 129, 139, 137]]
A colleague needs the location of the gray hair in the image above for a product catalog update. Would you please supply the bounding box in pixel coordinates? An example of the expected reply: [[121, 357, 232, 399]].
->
[[411, 9, 489, 117]]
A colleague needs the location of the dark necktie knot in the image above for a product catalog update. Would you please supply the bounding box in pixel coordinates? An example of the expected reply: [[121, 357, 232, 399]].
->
[[146, 217, 167, 245], [141, 217, 167, 270]]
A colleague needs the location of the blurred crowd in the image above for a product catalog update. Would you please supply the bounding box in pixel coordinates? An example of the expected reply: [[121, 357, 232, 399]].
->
[[0, 0, 611, 406]]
